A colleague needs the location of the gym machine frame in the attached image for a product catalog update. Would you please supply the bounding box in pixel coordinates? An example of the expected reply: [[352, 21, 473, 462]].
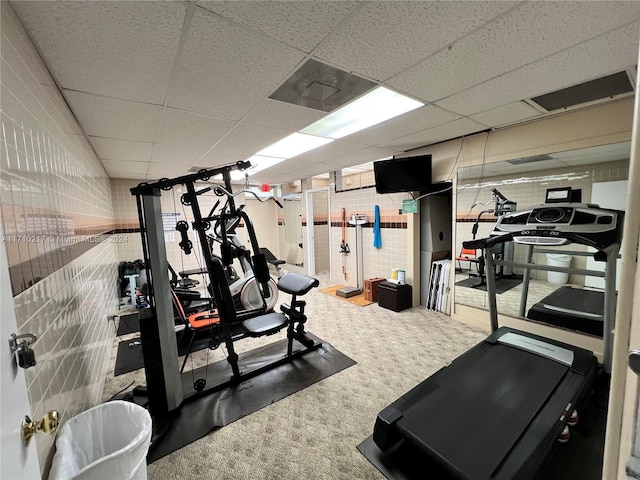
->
[[130, 161, 321, 424]]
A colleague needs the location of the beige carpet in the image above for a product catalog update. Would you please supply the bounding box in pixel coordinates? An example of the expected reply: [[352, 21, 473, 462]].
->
[[103, 271, 487, 480]]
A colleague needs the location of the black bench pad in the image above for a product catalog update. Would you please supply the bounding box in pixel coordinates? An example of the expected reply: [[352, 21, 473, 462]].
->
[[277, 272, 319, 296], [242, 312, 288, 337]]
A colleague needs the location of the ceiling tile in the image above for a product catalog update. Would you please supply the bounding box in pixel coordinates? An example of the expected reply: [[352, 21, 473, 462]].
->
[[196, 1, 359, 53], [63, 90, 162, 141], [101, 159, 148, 177], [388, 1, 640, 102], [252, 145, 400, 184], [435, 22, 639, 116], [194, 151, 249, 169], [109, 172, 147, 180], [150, 144, 205, 165], [314, 1, 515, 82], [241, 99, 326, 131], [210, 124, 290, 156], [283, 140, 370, 165], [319, 146, 401, 167], [157, 108, 236, 150], [167, 7, 306, 120], [469, 102, 543, 128], [88, 137, 152, 162], [11, 1, 187, 104], [346, 105, 461, 146], [146, 162, 191, 180], [379, 117, 488, 151]]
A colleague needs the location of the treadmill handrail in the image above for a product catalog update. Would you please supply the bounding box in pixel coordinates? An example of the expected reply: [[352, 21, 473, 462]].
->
[[463, 230, 618, 253]]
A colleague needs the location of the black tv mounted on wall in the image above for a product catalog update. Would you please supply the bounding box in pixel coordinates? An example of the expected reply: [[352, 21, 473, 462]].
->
[[373, 154, 432, 194]]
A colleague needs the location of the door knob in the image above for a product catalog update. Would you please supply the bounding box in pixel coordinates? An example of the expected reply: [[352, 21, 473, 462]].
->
[[628, 350, 640, 376], [21, 410, 59, 446]]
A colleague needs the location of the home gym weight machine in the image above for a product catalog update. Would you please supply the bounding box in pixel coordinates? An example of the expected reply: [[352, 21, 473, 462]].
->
[[176, 191, 280, 313], [468, 188, 517, 282], [130, 161, 322, 428]]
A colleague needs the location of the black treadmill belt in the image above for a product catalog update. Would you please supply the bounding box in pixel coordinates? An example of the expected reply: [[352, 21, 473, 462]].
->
[[396, 344, 569, 480], [527, 286, 606, 337]]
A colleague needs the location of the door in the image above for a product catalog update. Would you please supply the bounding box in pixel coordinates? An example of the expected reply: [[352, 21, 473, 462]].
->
[[1, 221, 42, 479], [585, 180, 627, 289], [420, 191, 452, 306], [623, 251, 640, 477], [283, 198, 304, 267], [305, 187, 330, 277]]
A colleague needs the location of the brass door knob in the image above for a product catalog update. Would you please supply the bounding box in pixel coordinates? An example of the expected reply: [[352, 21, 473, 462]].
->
[[21, 410, 59, 446]]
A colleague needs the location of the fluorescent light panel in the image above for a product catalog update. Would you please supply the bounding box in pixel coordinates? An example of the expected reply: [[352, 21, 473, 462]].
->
[[257, 132, 333, 159], [301, 86, 424, 139], [242, 88, 420, 179]]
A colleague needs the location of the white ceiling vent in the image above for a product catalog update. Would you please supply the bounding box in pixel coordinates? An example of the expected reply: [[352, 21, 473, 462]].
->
[[506, 154, 553, 165], [529, 71, 634, 112], [269, 59, 377, 113]]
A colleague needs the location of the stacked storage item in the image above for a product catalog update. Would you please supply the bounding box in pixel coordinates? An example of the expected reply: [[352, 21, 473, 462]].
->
[[427, 260, 451, 314]]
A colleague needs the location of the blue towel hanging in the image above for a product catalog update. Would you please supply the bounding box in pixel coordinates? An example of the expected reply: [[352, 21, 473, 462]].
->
[[373, 205, 382, 248]]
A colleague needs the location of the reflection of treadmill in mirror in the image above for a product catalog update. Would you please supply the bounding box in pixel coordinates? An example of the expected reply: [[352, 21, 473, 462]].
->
[[494, 187, 621, 339], [370, 197, 623, 479]]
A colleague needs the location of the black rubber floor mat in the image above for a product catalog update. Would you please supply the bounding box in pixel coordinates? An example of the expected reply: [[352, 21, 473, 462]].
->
[[143, 335, 356, 463], [114, 331, 211, 376], [455, 276, 522, 294]]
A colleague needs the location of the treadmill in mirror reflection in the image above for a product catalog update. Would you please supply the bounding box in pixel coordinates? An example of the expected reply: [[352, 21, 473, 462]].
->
[[526, 286, 614, 337]]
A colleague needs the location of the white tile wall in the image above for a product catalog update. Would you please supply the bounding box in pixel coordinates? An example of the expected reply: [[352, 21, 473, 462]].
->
[[1, 4, 119, 473], [328, 186, 409, 285], [110, 178, 258, 282]]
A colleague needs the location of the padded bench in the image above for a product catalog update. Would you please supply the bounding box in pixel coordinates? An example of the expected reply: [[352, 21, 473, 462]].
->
[[241, 272, 319, 337]]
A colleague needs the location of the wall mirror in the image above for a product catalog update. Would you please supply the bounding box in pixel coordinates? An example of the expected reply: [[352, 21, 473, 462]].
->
[[454, 141, 631, 334]]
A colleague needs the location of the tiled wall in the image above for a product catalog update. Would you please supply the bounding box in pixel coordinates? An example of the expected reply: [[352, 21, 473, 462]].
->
[[456, 159, 630, 282], [110, 177, 260, 284], [111, 176, 410, 291], [311, 190, 329, 273], [329, 186, 409, 285], [1, 3, 118, 473]]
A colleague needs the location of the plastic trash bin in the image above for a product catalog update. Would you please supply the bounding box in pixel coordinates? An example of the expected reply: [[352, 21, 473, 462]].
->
[[49, 400, 152, 480], [546, 253, 572, 284]]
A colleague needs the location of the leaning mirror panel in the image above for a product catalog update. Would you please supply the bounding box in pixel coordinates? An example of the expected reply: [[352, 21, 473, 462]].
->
[[454, 141, 630, 337]]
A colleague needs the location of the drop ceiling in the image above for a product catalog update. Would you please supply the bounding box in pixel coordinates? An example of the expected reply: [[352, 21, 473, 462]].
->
[[8, 1, 640, 184]]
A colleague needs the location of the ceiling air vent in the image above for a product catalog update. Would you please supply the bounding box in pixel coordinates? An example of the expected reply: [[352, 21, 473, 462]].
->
[[506, 154, 553, 165], [530, 71, 634, 112], [269, 59, 377, 113]]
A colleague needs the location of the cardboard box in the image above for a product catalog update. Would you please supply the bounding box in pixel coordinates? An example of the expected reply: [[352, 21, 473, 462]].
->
[[364, 277, 387, 302]]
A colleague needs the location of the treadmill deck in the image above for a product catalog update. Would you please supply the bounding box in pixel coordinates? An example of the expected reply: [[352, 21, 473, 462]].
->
[[373, 327, 597, 480]]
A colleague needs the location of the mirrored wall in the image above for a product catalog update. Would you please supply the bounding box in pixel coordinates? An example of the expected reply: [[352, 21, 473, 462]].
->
[[454, 141, 631, 329]]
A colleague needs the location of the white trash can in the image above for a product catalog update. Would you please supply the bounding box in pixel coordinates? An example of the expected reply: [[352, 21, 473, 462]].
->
[[49, 401, 152, 480], [546, 253, 572, 284]]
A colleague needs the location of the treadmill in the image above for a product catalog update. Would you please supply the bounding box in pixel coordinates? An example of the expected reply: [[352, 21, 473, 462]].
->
[[372, 201, 623, 480], [526, 286, 609, 337]]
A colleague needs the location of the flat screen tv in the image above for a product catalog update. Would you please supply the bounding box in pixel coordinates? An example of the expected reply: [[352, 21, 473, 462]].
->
[[374, 155, 432, 194]]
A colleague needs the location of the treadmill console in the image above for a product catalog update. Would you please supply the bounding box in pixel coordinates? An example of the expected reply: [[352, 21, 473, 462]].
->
[[491, 203, 623, 249]]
